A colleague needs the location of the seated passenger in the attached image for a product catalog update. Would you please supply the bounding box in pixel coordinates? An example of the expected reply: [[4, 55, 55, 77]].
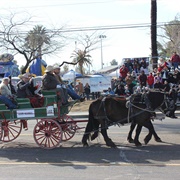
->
[[0, 77, 17, 109], [17, 73, 44, 108], [42, 65, 84, 105], [53, 65, 85, 102], [41, 65, 69, 105]]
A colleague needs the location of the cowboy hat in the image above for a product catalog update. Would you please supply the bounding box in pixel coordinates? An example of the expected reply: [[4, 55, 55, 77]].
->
[[21, 73, 31, 78], [45, 65, 54, 72], [53, 65, 60, 70]]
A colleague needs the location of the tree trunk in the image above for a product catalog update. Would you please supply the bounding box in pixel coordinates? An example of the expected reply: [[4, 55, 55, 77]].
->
[[151, 0, 158, 69]]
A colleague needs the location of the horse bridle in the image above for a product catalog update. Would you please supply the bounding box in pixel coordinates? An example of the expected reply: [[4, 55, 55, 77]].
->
[[129, 91, 171, 115]]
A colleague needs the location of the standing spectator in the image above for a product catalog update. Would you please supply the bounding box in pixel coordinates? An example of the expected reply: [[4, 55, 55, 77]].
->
[[111, 79, 116, 91], [163, 80, 170, 92], [170, 51, 180, 70], [138, 70, 147, 88], [154, 71, 162, 84], [158, 58, 168, 72], [84, 83, 91, 100], [166, 58, 172, 71], [115, 84, 125, 96], [126, 59, 133, 73], [119, 64, 128, 79], [106, 87, 115, 95], [116, 76, 126, 87], [147, 72, 154, 88], [140, 59, 147, 69], [133, 59, 140, 73], [168, 73, 176, 84], [161, 66, 169, 84], [77, 82, 84, 96], [173, 68, 180, 84], [166, 85, 178, 118], [125, 72, 134, 94], [154, 79, 164, 90]]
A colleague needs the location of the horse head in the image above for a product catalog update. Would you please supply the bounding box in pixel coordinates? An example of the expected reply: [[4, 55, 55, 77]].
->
[[147, 90, 173, 115]]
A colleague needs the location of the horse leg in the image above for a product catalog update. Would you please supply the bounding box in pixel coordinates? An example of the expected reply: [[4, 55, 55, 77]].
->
[[91, 119, 100, 141], [100, 121, 116, 148], [143, 121, 154, 145], [152, 126, 162, 142], [127, 121, 136, 143], [82, 121, 92, 147], [134, 124, 143, 146]]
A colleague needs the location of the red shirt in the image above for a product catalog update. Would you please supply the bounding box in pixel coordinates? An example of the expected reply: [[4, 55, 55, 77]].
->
[[120, 66, 128, 78], [147, 74, 154, 85], [171, 54, 180, 63]]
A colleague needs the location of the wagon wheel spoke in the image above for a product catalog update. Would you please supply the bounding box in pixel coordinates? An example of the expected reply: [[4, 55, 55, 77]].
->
[[33, 119, 62, 149], [58, 115, 76, 141], [0, 123, 2, 140], [1, 120, 23, 142]]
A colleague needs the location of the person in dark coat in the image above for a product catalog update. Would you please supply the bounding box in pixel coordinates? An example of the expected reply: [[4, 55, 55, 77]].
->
[[41, 65, 68, 105], [166, 85, 178, 118], [138, 70, 147, 88], [154, 79, 164, 90], [16, 73, 34, 98], [84, 83, 91, 100], [17, 73, 44, 108], [115, 84, 125, 96]]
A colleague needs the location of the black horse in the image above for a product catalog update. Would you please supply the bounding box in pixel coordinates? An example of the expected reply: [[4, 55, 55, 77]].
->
[[82, 90, 170, 147]]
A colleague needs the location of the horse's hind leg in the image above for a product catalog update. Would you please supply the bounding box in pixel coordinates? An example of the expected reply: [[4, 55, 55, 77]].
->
[[153, 129, 162, 142], [144, 121, 162, 144], [91, 131, 99, 141], [82, 121, 92, 147], [127, 121, 136, 143], [100, 122, 116, 148], [134, 124, 143, 146], [91, 119, 100, 141], [143, 121, 153, 145]]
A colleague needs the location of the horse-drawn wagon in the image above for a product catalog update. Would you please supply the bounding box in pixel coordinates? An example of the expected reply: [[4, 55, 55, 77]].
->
[[0, 89, 86, 149]]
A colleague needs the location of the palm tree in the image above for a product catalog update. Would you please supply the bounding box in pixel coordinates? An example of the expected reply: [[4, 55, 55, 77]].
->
[[25, 25, 50, 59], [151, 0, 158, 69], [71, 49, 91, 75]]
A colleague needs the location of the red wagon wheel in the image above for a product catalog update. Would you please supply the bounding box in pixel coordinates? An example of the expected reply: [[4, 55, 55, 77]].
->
[[0, 122, 2, 140], [33, 119, 62, 149], [1, 120, 22, 142], [58, 115, 77, 141]]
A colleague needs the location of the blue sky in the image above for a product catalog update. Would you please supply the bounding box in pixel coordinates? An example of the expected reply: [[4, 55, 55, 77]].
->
[[1, 0, 180, 71]]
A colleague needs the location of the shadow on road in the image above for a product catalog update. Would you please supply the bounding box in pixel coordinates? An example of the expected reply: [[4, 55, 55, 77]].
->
[[0, 140, 180, 168]]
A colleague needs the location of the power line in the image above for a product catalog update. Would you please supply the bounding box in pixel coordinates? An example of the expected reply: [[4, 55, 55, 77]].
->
[[3, 0, 122, 9], [0, 22, 179, 35]]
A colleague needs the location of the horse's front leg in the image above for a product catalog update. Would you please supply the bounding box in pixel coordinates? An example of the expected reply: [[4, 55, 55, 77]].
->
[[100, 120, 116, 148], [134, 124, 143, 146], [127, 121, 136, 143]]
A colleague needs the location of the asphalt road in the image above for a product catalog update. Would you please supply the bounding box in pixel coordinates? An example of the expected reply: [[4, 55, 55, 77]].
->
[[0, 115, 180, 180]]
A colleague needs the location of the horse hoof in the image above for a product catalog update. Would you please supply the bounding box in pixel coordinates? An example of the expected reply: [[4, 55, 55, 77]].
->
[[144, 139, 150, 145], [155, 138, 162, 142], [82, 142, 89, 147], [135, 142, 142, 146], [91, 133, 98, 141], [106, 141, 116, 148], [127, 138, 134, 143]]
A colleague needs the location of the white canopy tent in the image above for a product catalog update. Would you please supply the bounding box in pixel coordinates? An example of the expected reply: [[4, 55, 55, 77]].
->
[[62, 70, 82, 81]]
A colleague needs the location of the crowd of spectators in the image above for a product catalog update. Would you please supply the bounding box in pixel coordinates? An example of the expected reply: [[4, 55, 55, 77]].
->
[[110, 52, 180, 98]]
